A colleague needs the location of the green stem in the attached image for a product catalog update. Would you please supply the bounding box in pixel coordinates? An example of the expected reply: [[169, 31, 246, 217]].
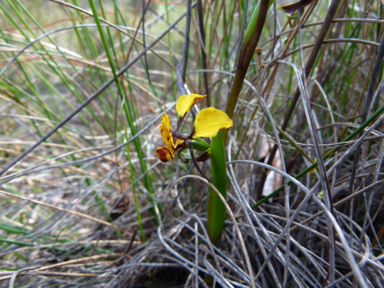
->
[[207, 131, 227, 244], [223, 0, 274, 142]]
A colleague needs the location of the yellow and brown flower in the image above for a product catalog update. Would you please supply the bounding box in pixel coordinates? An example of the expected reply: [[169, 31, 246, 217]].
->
[[156, 94, 233, 162]]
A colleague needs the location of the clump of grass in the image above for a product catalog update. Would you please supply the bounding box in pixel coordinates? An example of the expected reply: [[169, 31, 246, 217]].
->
[[1, 0, 384, 287]]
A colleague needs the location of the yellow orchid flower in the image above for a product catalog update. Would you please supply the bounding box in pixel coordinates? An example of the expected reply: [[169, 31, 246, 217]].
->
[[156, 94, 233, 162], [156, 113, 183, 162]]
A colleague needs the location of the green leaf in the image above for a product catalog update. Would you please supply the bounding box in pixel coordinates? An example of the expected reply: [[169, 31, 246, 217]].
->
[[207, 131, 227, 244]]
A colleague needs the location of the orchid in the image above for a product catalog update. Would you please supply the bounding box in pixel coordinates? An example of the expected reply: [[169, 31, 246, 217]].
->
[[156, 113, 183, 162], [156, 94, 233, 162]]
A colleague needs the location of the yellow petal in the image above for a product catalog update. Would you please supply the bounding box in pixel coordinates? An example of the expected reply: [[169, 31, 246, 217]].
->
[[156, 146, 174, 162], [176, 94, 206, 117], [160, 112, 173, 146], [173, 139, 185, 149], [193, 107, 233, 138]]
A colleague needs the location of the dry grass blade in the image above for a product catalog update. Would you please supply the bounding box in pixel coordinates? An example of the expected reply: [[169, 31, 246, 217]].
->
[[0, 189, 132, 236]]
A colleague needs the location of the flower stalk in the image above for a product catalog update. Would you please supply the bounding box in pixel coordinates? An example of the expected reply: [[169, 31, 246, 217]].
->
[[156, 94, 233, 245]]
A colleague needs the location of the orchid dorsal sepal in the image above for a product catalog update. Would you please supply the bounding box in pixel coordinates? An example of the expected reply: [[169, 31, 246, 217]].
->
[[188, 138, 210, 152], [176, 94, 206, 117]]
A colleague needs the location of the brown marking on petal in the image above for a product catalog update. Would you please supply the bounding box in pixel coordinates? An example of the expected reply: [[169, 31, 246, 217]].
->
[[160, 122, 174, 147], [192, 98, 201, 107], [156, 147, 173, 162]]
